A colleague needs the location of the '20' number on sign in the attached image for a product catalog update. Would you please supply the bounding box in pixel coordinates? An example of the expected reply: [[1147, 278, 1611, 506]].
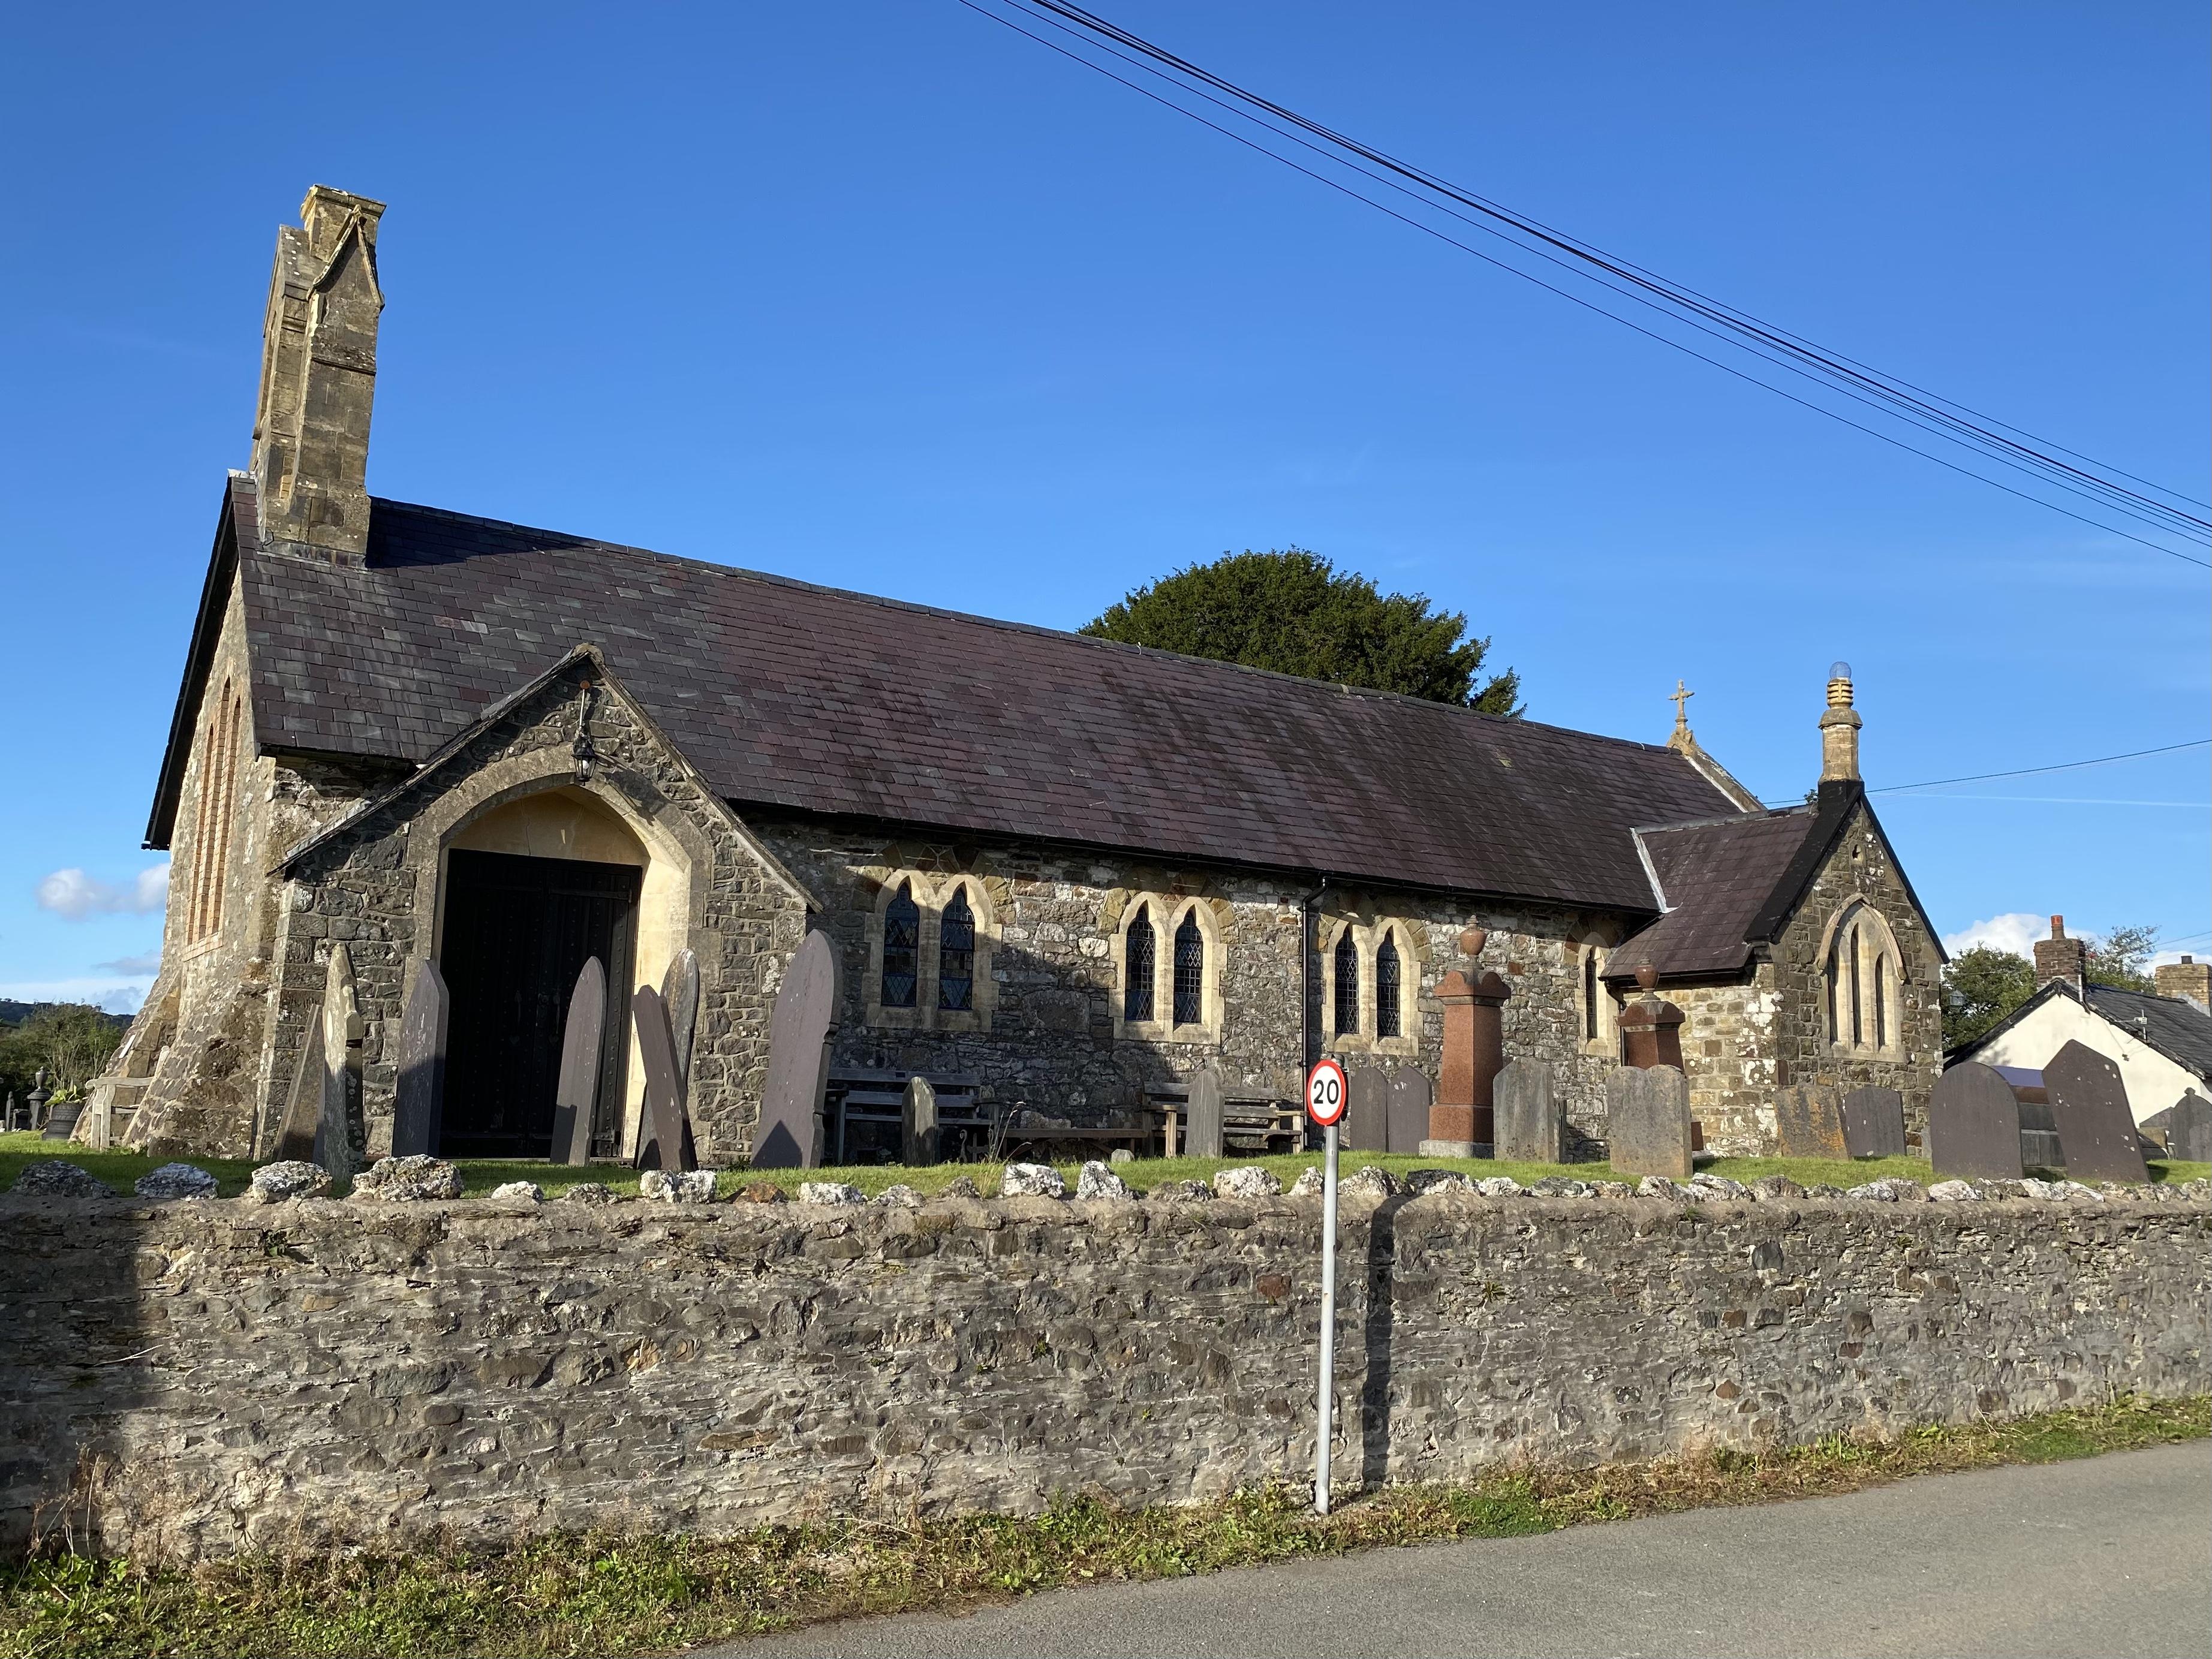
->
[[1306, 1058, 1348, 1127]]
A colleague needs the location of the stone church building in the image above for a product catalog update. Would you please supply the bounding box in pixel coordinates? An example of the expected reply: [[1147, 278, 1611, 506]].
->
[[95, 187, 1945, 1164]]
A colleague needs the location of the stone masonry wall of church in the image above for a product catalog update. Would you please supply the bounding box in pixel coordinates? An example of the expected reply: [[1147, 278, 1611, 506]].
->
[[1666, 971, 1783, 1156], [755, 820, 1630, 1136]]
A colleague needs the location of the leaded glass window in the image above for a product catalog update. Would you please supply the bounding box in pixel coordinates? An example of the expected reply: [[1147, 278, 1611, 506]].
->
[[1582, 948, 1599, 1042], [1376, 932, 1402, 1038], [883, 882, 919, 1008], [1173, 911, 1205, 1026], [1124, 904, 1155, 1023], [1333, 930, 1359, 1037], [938, 886, 976, 1011]]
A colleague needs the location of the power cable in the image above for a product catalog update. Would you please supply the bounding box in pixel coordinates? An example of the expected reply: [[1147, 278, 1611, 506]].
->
[[1871, 738, 2211, 794]]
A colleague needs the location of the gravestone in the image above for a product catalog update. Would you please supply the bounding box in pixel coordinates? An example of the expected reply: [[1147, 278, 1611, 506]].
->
[[633, 985, 697, 1172], [1606, 1065, 1692, 1179], [2160, 1091, 2211, 1163], [1184, 1066, 1225, 1160], [1494, 1059, 1563, 1164], [902, 1076, 938, 1166], [1926, 1062, 2024, 1179], [1841, 1085, 1907, 1159], [1774, 1083, 1847, 1160], [753, 931, 840, 1169], [661, 949, 700, 1097], [311, 944, 365, 1186], [2044, 1040, 2148, 1183], [1386, 1068, 1432, 1155], [390, 961, 450, 1158], [1345, 1066, 1389, 1153], [550, 957, 606, 1166], [273, 1000, 326, 1163], [39, 1079, 83, 1143]]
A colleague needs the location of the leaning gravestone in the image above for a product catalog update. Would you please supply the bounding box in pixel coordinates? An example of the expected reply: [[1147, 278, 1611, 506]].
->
[[2161, 1091, 2212, 1163], [1606, 1065, 1692, 1179], [2044, 1040, 2148, 1183], [902, 1076, 939, 1166], [273, 999, 327, 1163], [1841, 1085, 1907, 1159], [753, 931, 840, 1170], [1493, 1059, 1563, 1164], [311, 944, 364, 1187], [1184, 1066, 1225, 1160], [1925, 1062, 2023, 1180], [1774, 1083, 1847, 1160], [1345, 1066, 1388, 1153], [661, 949, 700, 1097], [551, 957, 606, 1166], [633, 985, 697, 1173], [1387, 1068, 1432, 1155], [390, 960, 450, 1158]]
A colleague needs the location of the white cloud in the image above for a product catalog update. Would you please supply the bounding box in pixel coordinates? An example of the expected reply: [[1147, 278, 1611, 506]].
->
[[1942, 913, 2047, 959], [0, 978, 148, 1014], [94, 950, 163, 975], [35, 863, 170, 920]]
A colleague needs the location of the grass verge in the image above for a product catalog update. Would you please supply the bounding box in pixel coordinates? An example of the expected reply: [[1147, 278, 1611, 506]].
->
[[7, 1130, 2204, 1204], [2, 1396, 2202, 1658]]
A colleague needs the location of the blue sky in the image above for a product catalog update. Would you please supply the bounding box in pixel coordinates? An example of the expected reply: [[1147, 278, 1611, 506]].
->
[[2, 1, 2205, 1011]]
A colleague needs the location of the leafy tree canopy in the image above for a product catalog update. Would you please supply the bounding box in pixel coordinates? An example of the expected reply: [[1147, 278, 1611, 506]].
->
[[1940, 947, 2036, 1052], [1081, 549, 1522, 716], [2085, 924, 2160, 995], [0, 1004, 124, 1103]]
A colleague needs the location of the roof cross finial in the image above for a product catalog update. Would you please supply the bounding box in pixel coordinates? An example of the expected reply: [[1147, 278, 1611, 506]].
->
[[1669, 679, 1694, 736]]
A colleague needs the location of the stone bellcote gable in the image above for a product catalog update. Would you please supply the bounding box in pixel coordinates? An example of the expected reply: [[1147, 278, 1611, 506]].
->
[[249, 185, 385, 564]]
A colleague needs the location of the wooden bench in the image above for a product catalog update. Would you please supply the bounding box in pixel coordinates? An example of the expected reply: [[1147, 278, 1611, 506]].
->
[[824, 1069, 987, 1164], [1145, 1083, 1308, 1157]]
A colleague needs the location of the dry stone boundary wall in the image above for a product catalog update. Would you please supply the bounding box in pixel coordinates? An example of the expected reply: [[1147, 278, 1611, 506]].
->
[[1, 1188, 2203, 1560]]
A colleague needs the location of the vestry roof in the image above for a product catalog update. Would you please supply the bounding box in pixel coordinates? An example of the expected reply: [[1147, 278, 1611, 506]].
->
[[1602, 807, 1823, 981], [157, 479, 1747, 910]]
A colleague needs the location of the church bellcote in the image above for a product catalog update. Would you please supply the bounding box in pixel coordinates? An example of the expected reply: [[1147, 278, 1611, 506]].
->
[[249, 186, 386, 564], [1817, 661, 1862, 782]]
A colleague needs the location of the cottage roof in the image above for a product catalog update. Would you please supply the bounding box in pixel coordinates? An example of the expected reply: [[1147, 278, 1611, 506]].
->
[[1953, 979, 2212, 1082], [154, 479, 1745, 910]]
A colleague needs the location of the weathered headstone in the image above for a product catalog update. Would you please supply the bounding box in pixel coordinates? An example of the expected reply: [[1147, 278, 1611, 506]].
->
[[1606, 1064, 1692, 1179], [1345, 1065, 1389, 1153], [273, 1001, 326, 1163], [661, 949, 700, 1096], [1926, 1062, 2024, 1180], [753, 931, 840, 1169], [632, 984, 696, 1172], [1184, 1066, 1225, 1160], [550, 957, 606, 1166], [1494, 1058, 1563, 1164], [1386, 1068, 1432, 1155], [39, 1080, 83, 1143], [390, 960, 450, 1158], [310, 944, 365, 1187], [1774, 1083, 1847, 1160], [2044, 1040, 2148, 1183], [2160, 1091, 2212, 1163], [902, 1075, 939, 1166], [1841, 1085, 1907, 1159]]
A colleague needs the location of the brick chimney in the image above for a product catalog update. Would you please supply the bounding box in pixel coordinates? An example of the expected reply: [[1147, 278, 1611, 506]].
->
[[2033, 915, 2087, 990], [249, 186, 386, 564], [2156, 955, 2211, 1012], [1818, 661, 1861, 782]]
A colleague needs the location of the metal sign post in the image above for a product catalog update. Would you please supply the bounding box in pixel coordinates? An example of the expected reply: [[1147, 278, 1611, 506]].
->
[[1306, 1056, 1347, 1516]]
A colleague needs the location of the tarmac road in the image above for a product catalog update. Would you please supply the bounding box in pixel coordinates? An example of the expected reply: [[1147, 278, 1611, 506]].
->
[[706, 1443, 2211, 1658]]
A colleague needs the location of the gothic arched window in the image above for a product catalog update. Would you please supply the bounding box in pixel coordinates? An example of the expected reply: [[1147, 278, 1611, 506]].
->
[[1375, 931, 1403, 1039], [882, 882, 920, 1008], [1824, 902, 1902, 1055], [938, 886, 975, 1011], [1333, 929, 1360, 1037], [1124, 903, 1155, 1024], [1173, 911, 1205, 1026]]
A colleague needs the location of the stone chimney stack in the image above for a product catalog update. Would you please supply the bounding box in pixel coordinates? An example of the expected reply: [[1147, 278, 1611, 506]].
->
[[249, 186, 386, 564], [1818, 661, 1862, 783], [2156, 955, 2211, 1011], [2033, 915, 2087, 989]]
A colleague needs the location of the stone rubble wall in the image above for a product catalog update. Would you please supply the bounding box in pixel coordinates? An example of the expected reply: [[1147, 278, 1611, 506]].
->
[[1, 1187, 2201, 1560]]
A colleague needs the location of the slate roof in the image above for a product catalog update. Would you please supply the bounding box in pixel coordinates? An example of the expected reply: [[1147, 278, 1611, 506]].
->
[[155, 478, 1746, 910], [2084, 984, 2212, 1082], [1599, 808, 1821, 981]]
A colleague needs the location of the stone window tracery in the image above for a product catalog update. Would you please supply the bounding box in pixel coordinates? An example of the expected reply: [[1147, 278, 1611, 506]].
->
[[866, 871, 998, 1032], [1123, 903, 1155, 1025], [937, 887, 975, 1011], [1822, 901, 1903, 1057], [1375, 931, 1403, 1039], [882, 882, 920, 1009], [1333, 930, 1360, 1036]]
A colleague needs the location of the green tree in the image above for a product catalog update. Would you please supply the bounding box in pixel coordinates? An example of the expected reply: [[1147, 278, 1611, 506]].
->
[[1081, 549, 1522, 715], [2085, 924, 2159, 993], [1941, 947, 2037, 1050], [0, 1004, 124, 1103]]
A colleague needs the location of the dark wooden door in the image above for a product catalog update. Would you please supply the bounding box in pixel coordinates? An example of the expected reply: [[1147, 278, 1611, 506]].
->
[[439, 848, 640, 1160]]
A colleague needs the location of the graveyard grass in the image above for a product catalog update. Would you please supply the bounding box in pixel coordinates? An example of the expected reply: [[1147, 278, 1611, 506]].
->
[[2, 1131, 2207, 1200], [2, 1396, 2203, 1659]]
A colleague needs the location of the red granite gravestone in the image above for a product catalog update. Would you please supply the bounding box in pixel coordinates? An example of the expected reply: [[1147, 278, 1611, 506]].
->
[[632, 984, 696, 1173], [1345, 1065, 1389, 1153], [1841, 1085, 1907, 1159], [1606, 1064, 1691, 1178], [754, 931, 840, 1169], [2044, 1040, 2148, 1183], [1926, 1062, 2023, 1180], [1775, 1083, 1847, 1159], [1386, 1068, 1432, 1154], [391, 959, 450, 1158], [550, 956, 604, 1166]]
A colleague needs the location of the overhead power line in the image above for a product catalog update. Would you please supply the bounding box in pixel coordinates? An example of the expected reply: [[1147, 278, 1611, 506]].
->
[[1871, 738, 2211, 794], [959, 0, 2211, 570]]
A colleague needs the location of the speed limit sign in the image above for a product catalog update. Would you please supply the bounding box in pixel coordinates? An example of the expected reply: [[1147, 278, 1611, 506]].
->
[[1306, 1057, 1347, 1127]]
